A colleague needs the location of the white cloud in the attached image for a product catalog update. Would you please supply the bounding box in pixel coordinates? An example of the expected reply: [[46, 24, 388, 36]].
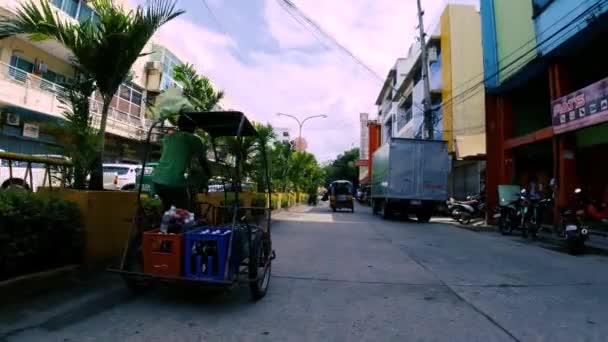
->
[[152, 0, 477, 162]]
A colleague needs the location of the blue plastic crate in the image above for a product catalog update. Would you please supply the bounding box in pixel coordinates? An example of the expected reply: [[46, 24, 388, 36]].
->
[[184, 227, 233, 281]]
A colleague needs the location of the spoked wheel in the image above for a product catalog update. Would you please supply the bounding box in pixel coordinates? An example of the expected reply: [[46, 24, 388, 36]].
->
[[249, 234, 272, 301], [498, 213, 513, 235]]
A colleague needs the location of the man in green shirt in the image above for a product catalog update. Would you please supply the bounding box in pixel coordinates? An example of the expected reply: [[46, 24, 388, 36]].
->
[[152, 115, 210, 211]]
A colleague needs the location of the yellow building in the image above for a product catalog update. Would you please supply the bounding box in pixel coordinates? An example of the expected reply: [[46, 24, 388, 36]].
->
[[378, 4, 486, 198]]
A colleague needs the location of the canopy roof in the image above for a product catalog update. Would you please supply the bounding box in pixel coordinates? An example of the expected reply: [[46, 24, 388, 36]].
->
[[180, 111, 257, 137]]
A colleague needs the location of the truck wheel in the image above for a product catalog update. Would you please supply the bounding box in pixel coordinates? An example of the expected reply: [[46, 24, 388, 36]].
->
[[416, 211, 432, 223], [382, 201, 391, 220], [372, 201, 379, 215]]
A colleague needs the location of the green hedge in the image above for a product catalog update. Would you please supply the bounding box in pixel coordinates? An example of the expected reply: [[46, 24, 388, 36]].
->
[[270, 194, 279, 209], [0, 191, 84, 281]]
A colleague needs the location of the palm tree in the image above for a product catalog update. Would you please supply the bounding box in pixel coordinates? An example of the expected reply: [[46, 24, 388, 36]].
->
[[0, 0, 184, 189], [173, 63, 224, 111]]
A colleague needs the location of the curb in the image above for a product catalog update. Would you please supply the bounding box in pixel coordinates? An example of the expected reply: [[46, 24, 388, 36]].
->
[[0, 265, 80, 303]]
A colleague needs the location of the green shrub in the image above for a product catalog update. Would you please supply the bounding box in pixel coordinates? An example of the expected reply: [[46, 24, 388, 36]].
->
[[281, 195, 289, 208], [0, 191, 84, 281], [270, 194, 279, 209]]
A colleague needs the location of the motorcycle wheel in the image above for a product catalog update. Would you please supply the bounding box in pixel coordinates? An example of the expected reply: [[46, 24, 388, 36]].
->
[[457, 213, 471, 225], [567, 238, 585, 255], [498, 214, 513, 235]]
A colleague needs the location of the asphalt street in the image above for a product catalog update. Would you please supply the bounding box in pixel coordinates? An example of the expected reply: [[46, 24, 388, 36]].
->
[[2, 203, 608, 342]]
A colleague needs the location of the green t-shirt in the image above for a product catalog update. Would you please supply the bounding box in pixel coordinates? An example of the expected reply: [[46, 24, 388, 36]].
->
[[152, 131, 206, 188]]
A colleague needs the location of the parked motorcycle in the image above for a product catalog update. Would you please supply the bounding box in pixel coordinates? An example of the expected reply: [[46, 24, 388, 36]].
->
[[559, 188, 592, 254], [494, 197, 520, 235], [449, 193, 485, 225], [494, 189, 537, 236]]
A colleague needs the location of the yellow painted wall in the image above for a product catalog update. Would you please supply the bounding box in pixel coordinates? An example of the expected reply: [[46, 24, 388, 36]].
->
[[0, 37, 75, 77], [440, 10, 454, 153], [441, 5, 486, 158]]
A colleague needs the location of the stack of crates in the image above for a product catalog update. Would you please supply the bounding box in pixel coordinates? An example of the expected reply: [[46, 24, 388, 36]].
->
[[184, 227, 234, 281]]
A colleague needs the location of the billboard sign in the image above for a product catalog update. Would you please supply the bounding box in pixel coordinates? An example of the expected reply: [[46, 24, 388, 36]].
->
[[552, 77, 608, 134]]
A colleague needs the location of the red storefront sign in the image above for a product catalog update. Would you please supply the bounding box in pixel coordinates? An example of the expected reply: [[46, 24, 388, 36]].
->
[[552, 77, 608, 134]]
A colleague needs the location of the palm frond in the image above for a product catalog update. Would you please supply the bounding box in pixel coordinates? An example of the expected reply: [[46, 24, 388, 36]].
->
[[0, 0, 78, 45]]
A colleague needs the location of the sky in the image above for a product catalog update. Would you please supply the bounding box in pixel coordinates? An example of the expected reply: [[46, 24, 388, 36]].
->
[[145, 0, 478, 162]]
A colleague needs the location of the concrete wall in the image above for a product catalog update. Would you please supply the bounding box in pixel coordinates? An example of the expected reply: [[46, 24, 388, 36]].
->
[[481, 0, 537, 88], [441, 5, 486, 157], [534, 0, 608, 56]]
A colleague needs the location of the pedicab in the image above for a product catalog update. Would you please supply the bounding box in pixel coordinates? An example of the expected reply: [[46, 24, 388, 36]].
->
[[329, 180, 354, 212], [109, 111, 275, 300]]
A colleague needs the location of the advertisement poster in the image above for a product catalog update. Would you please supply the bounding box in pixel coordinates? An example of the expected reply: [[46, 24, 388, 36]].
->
[[552, 77, 608, 134]]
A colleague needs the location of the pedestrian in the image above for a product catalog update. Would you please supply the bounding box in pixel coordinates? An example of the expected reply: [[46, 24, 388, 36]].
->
[[528, 176, 541, 200]]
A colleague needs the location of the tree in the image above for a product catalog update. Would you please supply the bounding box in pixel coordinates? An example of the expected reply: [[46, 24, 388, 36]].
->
[[54, 75, 100, 189], [0, 0, 184, 189], [173, 63, 224, 112], [323, 147, 359, 189]]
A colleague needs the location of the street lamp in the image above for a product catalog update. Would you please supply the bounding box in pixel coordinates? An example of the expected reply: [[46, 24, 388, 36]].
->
[[276, 113, 328, 149]]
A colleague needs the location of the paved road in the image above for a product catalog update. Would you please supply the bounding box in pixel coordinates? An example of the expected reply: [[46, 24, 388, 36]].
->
[[2, 204, 608, 341]]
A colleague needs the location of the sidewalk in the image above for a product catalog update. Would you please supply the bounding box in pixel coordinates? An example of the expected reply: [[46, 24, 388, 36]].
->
[[436, 217, 608, 254]]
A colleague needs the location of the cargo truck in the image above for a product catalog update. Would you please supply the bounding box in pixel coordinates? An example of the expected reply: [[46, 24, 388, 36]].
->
[[370, 138, 450, 222]]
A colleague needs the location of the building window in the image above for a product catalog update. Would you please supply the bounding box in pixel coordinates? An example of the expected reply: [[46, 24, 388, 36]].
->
[[62, 0, 79, 17], [9, 55, 34, 73], [51, 0, 99, 23], [78, 4, 93, 22]]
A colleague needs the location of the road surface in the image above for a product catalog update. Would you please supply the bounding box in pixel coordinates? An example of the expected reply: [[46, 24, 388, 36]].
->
[[2, 204, 608, 341]]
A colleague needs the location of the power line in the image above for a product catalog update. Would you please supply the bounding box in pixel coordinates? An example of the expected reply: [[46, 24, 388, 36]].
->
[[442, 0, 595, 99], [437, 0, 608, 112], [276, 0, 427, 112], [276, 0, 332, 50], [276, 0, 607, 138], [200, 0, 249, 62]]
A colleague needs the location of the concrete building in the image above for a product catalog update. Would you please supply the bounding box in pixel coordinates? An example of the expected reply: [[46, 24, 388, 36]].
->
[[273, 127, 291, 144], [0, 0, 191, 162], [356, 113, 381, 186], [482, 0, 608, 219], [374, 4, 486, 199]]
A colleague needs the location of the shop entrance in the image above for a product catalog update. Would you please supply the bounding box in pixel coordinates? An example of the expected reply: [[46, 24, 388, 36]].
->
[[574, 123, 608, 202], [512, 140, 554, 193]]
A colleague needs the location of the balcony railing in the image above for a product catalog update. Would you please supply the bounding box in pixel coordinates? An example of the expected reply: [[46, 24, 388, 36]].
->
[[0, 61, 149, 141]]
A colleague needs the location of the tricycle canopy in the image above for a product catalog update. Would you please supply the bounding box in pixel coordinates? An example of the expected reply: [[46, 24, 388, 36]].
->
[[180, 111, 258, 138]]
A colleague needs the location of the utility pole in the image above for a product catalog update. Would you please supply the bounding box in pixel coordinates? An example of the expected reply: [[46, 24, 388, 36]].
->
[[416, 0, 433, 139]]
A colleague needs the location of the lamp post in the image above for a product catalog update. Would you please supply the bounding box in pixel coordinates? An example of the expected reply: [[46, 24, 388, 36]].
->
[[276, 112, 328, 150]]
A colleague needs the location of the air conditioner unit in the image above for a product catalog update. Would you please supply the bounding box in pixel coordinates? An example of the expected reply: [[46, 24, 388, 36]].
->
[[428, 47, 438, 64], [145, 61, 162, 71], [36, 62, 48, 74], [6, 113, 20, 126]]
